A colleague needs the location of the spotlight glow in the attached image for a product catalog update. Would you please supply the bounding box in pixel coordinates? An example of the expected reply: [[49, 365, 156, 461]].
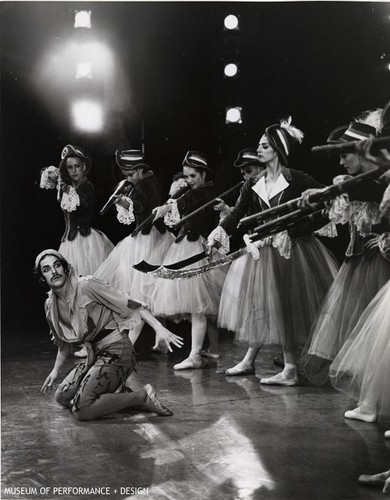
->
[[224, 63, 238, 77], [75, 62, 93, 79], [74, 11, 92, 29], [224, 15, 239, 30], [226, 107, 242, 124], [71, 100, 103, 132]]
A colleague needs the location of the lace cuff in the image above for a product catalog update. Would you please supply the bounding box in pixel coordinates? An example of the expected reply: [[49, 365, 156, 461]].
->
[[208, 226, 230, 254], [354, 201, 381, 236], [246, 231, 292, 260], [380, 184, 390, 220], [328, 194, 351, 225], [314, 221, 338, 238], [378, 233, 390, 261], [271, 231, 292, 259], [61, 187, 80, 212], [169, 178, 187, 196], [116, 197, 135, 225], [164, 199, 180, 228], [40, 166, 59, 189]]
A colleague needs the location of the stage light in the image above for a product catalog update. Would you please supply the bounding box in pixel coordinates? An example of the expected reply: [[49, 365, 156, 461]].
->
[[224, 63, 238, 77], [74, 11, 92, 29], [225, 107, 242, 124], [71, 100, 103, 132], [75, 62, 93, 79], [224, 15, 239, 30]]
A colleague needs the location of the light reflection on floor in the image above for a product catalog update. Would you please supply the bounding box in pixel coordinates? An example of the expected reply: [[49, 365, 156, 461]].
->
[[136, 414, 274, 499]]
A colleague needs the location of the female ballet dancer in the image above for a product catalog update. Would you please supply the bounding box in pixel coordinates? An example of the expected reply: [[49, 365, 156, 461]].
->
[[302, 110, 390, 385], [207, 117, 339, 385], [329, 141, 390, 424], [94, 149, 176, 347], [39, 144, 114, 276], [151, 151, 227, 370]]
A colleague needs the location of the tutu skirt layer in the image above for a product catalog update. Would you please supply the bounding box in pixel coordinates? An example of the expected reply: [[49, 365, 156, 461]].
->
[[218, 235, 339, 351], [94, 227, 174, 305], [303, 250, 390, 385], [59, 229, 114, 276], [151, 237, 227, 322], [329, 280, 390, 418]]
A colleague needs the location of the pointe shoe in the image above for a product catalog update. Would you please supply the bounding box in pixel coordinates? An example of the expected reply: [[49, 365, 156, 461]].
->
[[260, 370, 298, 386], [74, 346, 87, 358], [173, 356, 206, 370], [358, 470, 390, 487], [225, 365, 255, 376], [143, 384, 173, 416], [344, 407, 377, 423], [201, 349, 221, 360], [385, 430, 390, 439]]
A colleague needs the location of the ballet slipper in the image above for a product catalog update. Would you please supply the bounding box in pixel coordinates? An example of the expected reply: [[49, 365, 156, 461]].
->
[[143, 384, 173, 416], [344, 407, 377, 423], [74, 346, 88, 358], [173, 356, 207, 370], [358, 470, 390, 487], [225, 365, 255, 376], [260, 370, 298, 386], [201, 349, 220, 360], [384, 430, 390, 439]]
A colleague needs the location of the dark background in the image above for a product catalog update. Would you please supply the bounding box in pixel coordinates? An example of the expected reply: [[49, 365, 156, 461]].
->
[[1, 1, 389, 341]]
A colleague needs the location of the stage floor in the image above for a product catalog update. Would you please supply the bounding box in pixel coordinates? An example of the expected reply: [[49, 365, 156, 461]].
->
[[2, 326, 389, 500]]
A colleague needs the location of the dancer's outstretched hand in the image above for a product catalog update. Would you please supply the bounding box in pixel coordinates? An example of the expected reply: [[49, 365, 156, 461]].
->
[[154, 325, 184, 352]]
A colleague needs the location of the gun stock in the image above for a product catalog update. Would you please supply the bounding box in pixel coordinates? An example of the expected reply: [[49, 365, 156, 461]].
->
[[100, 180, 131, 216]]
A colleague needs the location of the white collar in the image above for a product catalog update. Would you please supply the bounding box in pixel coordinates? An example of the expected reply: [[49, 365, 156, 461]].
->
[[252, 173, 289, 207]]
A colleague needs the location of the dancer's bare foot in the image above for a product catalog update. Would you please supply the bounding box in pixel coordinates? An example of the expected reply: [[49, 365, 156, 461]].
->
[[344, 406, 377, 423]]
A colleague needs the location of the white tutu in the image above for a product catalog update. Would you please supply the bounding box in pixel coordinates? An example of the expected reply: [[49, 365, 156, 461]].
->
[[58, 228, 114, 276], [151, 237, 227, 322], [329, 280, 390, 418], [302, 251, 390, 385], [94, 226, 174, 305], [218, 236, 339, 351]]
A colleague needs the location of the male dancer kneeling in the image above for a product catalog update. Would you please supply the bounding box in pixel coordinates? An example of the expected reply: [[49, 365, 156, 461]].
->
[[34, 249, 183, 421]]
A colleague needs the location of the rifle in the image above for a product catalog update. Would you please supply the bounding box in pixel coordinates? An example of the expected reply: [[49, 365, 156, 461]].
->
[[311, 136, 390, 156], [171, 181, 244, 230], [100, 179, 132, 216], [130, 183, 191, 237], [147, 207, 327, 280], [239, 166, 386, 229]]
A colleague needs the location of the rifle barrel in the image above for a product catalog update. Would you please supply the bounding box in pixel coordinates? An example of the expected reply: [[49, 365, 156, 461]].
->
[[239, 166, 384, 229], [311, 136, 390, 156], [100, 180, 131, 216], [131, 184, 191, 237], [172, 181, 244, 230]]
